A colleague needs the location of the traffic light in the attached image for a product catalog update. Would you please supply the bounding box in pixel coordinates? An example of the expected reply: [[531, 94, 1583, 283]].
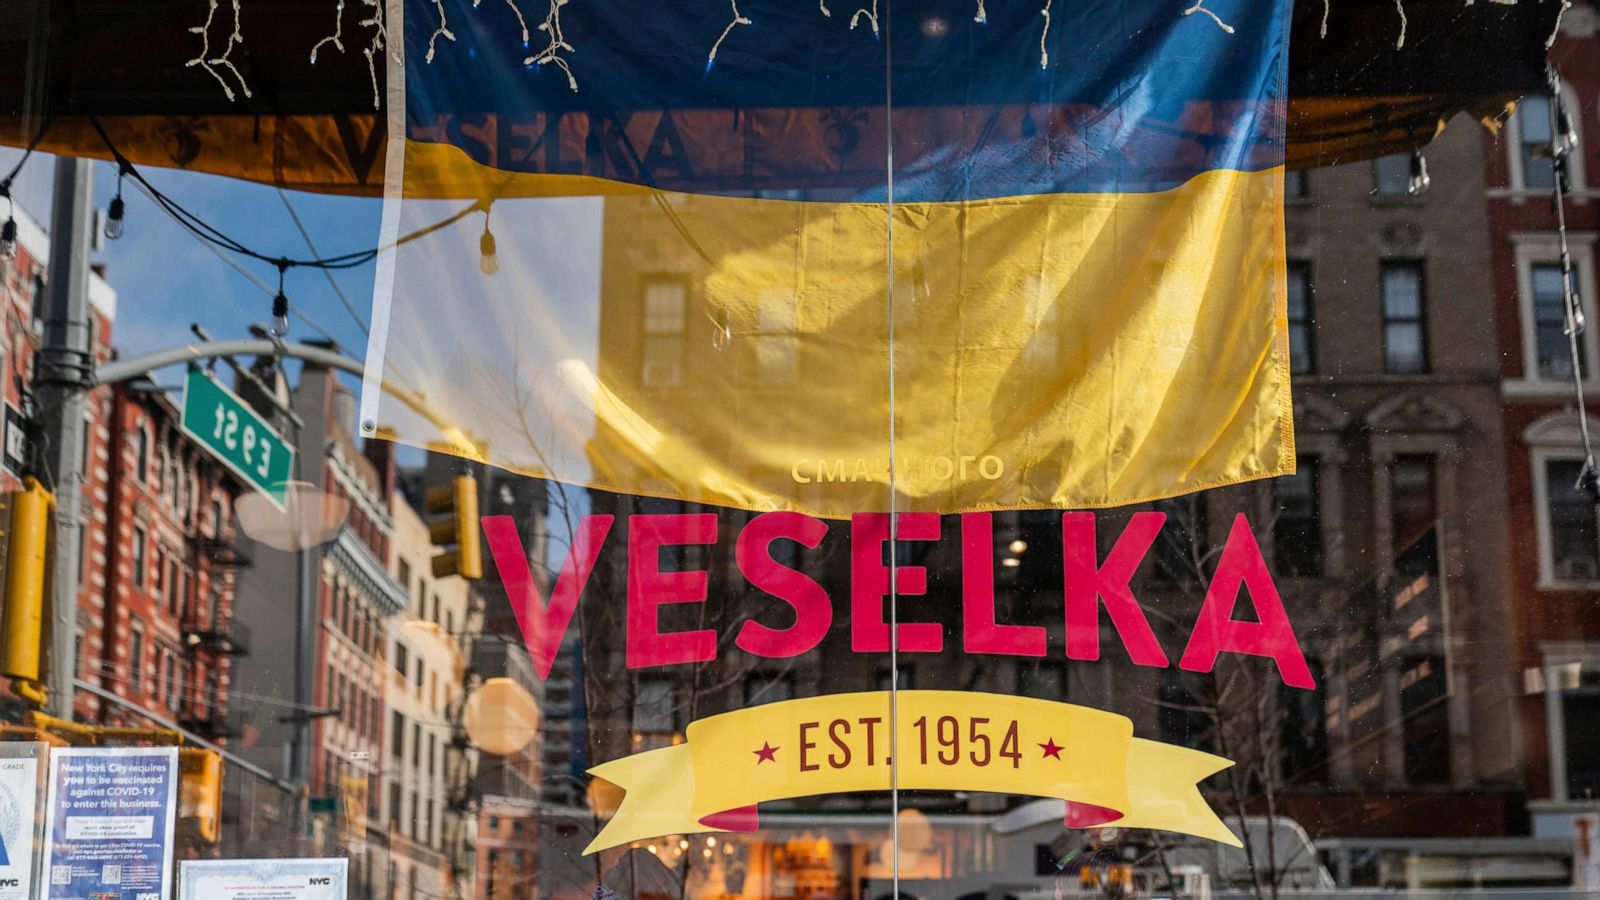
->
[[179, 747, 223, 844], [2, 477, 53, 687], [426, 474, 481, 580]]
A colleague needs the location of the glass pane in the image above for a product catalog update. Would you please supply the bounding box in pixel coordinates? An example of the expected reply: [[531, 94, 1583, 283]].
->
[[1547, 459, 1600, 581], [1373, 153, 1412, 196], [3, 0, 1586, 895], [1533, 263, 1583, 378], [1384, 323, 1424, 373], [1382, 262, 1423, 317]]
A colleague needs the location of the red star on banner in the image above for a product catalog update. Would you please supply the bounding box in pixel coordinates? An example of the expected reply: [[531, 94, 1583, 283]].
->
[[1039, 738, 1064, 760], [753, 741, 779, 764]]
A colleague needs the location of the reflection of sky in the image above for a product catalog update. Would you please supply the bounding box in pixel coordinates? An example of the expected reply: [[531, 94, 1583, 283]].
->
[[371, 195, 603, 485], [0, 148, 380, 403]]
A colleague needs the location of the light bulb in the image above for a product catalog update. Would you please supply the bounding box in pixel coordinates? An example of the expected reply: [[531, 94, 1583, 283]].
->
[[271, 290, 290, 337], [479, 228, 499, 276], [1009, 539, 1027, 553], [104, 195, 125, 240], [1407, 151, 1430, 197], [0, 218, 15, 260]]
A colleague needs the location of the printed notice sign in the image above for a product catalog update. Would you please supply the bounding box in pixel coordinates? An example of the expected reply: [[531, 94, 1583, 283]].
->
[[42, 747, 178, 900], [179, 858, 348, 900], [0, 743, 44, 900]]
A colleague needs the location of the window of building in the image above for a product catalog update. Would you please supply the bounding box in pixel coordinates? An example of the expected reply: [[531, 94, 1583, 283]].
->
[[752, 290, 799, 385], [1284, 168, 1307, 198], [131, 525, 147, 587], [1390, 454, 1437, 556], [633, 677, 677, 749], [392, 712, 406, 760], [128, 626, 144, 692], [1518, 241, 1599, 385], [134, 423, 149, 483], [1279, 665, 1328, 784], [394, 643, 408, 678], [412, 722, 421, 765], [1157, 669, 1213, 753], [1544, 457, 1600, 584], [1381, 261, 1428, 373], [1516, 92, 1556, 191], [1373, 152, 1412, 197], [1508, 83, 1585, 192], [641, 278, 687, 387], [1273, 457, 1323, 577], [1401, 655, 1451, 785], [1150, 494, 1206, 583], [1532, 263, 1581, 380], [744, 672, 796, 706], [80, 411, 92, 476], [1288, 261, 1315, 374]]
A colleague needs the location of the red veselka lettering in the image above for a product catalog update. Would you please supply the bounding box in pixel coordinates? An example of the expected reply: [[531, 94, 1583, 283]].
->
[[481, 510, 1315, 689]]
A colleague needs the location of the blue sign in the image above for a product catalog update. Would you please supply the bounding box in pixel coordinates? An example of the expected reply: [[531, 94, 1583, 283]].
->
[[41, 748, 178, 900]]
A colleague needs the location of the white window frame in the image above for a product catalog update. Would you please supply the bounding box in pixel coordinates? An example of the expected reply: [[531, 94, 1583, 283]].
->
[[1506, 80, 1587, 194], [1525, 412, 1600, 590], [1509, 234, 1600, 392]]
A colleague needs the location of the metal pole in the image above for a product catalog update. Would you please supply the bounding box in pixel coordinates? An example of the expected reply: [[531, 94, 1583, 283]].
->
[[284, 387, 315, 848], [36, 157, 94, 719]]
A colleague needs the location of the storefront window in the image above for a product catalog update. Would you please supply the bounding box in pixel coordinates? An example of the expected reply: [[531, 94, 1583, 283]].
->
[[0, 0, 1593, 897]]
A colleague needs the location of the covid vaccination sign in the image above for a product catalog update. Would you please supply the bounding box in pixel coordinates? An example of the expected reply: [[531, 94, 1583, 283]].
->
[[42, 747, 178, 900], [0, 743, 44, 900], [179, 858, 348, 900]]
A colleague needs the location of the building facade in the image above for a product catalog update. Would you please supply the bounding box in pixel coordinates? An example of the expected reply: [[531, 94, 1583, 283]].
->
[[1484, 8, 1600, 839], [383, 477, 476, 899]]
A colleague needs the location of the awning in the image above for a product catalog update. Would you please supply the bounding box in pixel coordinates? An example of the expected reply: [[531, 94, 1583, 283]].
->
[[0, 0, 1559, 194]]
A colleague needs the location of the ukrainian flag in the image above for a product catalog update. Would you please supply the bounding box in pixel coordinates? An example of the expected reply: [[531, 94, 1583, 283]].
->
[[362, 0, 1293, 517]]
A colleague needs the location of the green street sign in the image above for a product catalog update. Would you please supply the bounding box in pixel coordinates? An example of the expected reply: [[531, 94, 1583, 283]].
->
[[180, 366, 294, 510]]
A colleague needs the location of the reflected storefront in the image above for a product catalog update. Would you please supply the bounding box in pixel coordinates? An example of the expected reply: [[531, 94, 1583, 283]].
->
[[0, 0, 1594, 897]]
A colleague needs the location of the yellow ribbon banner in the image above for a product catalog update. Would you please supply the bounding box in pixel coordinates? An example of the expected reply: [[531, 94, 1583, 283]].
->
[[586, 690, 1240, 853]]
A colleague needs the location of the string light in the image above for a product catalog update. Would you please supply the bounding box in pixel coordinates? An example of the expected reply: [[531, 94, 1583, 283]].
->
[[104, 165, 128, 241], [0, 190, 16, 262], [477, 0, 530, 47], [187, 0, 252, 100], [426, 0, 456, 62], [479, 207, 499, 275], [524, 0, 577, 91], [819, 0, 831, 16], [849, 0, 880, 37], [707, 0, 752, 72], [215, 0, 252, 97], [1544, 62, 1599, 504], [1320, 0, 1329, 37], [310, 0, 345, 63], [359, 0, 388, 110], [1393, 0, 1407, 48], [1182, 0, 1236, 34], [1547, 0, 1570, 49], [272, 260, 292, 336], [1038, 0, 1052, 67], [973, 0, 986, 23], [1407, 148, 1429, 196]]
